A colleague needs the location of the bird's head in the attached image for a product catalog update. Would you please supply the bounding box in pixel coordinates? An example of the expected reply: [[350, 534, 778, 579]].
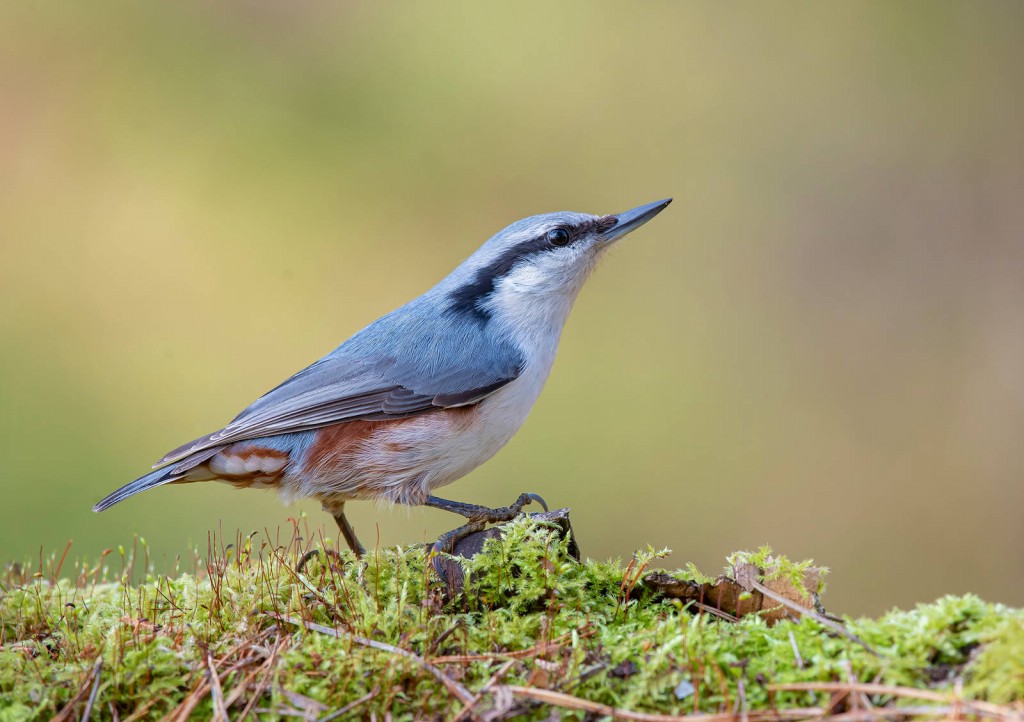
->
[[443, 198, 672, 327]]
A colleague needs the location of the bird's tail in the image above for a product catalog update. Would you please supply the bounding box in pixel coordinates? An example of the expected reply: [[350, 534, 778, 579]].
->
[[93, 466, 184, 512], [93, 445, 223, 512]]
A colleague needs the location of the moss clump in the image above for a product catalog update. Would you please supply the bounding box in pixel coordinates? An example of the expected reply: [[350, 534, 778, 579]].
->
[[1, 518, 1021, 720]]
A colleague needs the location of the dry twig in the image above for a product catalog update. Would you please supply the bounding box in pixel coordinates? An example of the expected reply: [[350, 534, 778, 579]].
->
[[273, 614, 474, 706], [206, 652, 228, 722], [318, 686, 380, 722], [237, 635, 284, 721], [52, 657, 103, 722], [452, 660, 518, 722], [81, 658, 103, 722], [769, 683, 1018, 720], [501, 686, 829, 722], [744, 577, 876, 654], [430, 628, 595, 664]]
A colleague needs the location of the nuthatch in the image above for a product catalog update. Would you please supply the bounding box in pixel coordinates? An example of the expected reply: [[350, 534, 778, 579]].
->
[[94, 199, 672, 555]]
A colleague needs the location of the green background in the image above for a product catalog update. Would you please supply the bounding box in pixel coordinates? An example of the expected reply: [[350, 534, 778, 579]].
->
[[2, 2, 1021, 615]]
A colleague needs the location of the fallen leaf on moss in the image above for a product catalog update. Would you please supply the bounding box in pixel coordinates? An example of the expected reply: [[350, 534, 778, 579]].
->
[[644, 557, 825, 624]]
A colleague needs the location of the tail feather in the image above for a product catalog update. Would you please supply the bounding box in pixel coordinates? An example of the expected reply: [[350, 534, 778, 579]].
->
[[95, 446, 225, 512], [93, 467, 183, 512]]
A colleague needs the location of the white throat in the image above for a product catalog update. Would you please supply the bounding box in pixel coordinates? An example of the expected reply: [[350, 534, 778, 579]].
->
[[486, 254, 599, 372]]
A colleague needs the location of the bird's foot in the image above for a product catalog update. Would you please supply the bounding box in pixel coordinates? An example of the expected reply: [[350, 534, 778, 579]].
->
[[425, 492, 549, 555], [470, 491, 548, 524], [432, 520, 488, 557]]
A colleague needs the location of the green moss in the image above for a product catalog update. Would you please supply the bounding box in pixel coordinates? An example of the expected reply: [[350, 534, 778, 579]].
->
[[965, 609, 1024, 703], [1, 518, 1020, 720], [728, 545, 828, 597]]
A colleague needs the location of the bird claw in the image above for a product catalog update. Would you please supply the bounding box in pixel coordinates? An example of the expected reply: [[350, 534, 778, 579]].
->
[[468, 492, 547, 523], [428, 491, 549, 559], [524, 492, 549, 512]]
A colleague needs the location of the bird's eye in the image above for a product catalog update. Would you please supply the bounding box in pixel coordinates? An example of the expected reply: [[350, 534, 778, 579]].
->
[[546, 228, 571, 246]]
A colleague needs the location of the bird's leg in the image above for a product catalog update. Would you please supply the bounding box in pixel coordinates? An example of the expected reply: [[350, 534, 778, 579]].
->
[[334, 508, 366, 557], [425, 492, 549, 554], [298, 502, 365, 573], [425, 492, 548, 523]]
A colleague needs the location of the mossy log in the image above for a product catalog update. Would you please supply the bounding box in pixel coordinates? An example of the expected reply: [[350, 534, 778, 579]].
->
[[1, 513, 1021, 720]]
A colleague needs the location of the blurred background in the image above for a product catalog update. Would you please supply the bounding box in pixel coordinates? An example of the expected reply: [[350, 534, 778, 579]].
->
[[1, 2, 1022, 616]]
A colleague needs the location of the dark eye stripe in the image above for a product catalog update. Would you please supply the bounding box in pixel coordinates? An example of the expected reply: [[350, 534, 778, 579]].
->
[[446, 215, 617, 323], [447, 235, 551, 322]]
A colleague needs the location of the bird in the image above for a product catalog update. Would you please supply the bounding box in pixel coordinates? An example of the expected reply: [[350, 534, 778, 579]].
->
[[93, 198, 672, 556]]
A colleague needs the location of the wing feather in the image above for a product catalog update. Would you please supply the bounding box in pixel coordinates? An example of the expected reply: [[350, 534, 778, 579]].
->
[[156, 304, 523, 466]]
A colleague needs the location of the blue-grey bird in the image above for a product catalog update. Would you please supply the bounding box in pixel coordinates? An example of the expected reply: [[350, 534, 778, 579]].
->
[[94, 199, 672, 554]]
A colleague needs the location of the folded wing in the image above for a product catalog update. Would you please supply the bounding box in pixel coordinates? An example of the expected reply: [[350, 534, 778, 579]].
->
[[155, 306, 524, 467]]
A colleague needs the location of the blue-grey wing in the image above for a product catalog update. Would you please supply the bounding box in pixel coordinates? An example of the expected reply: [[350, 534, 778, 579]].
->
[[155, 309, 523, 466]]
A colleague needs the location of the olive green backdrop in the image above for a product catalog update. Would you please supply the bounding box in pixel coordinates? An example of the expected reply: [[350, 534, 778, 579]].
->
[[2, 2, 1022, 615]]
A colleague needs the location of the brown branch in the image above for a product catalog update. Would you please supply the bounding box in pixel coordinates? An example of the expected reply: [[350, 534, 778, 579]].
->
[[317, 685, 379, 722], [769, 683, 1018, 719], [690, 601, 741, 622], [237, 635, 284, 721], [430, 628, 596, 664], [52, 657, 103, 722], [221, 658, 271, 710], [503, 686, 828, 722], [120, 698, 158, 722], [163, 677, 210, 722], [206, 653, 228, 722], [274, 614, 474, 706], [452, 660, 518, 722], [81, 657, 103, 722]]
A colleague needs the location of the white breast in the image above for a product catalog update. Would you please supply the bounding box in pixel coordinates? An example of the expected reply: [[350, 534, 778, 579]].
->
[[398, 268, 579, 493], [291, 266, 585, 507]]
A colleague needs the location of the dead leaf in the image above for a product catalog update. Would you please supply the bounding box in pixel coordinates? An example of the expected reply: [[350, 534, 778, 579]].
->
[[644, 558, 825, 625]]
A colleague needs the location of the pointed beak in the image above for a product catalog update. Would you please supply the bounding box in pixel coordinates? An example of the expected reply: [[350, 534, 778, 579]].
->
[[603, 198, 672, 242]]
